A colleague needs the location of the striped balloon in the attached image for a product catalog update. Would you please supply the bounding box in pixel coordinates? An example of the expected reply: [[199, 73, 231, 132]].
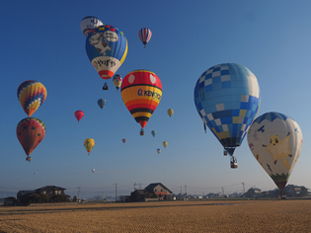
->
[[17, 80, 47, 117], [139, 28, 152, 48], [121, 70, 162, 130], [16, 117, 46, 159]]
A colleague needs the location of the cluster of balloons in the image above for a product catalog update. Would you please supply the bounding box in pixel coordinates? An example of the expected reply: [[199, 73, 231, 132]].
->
[[17, 80, 47, 162], [194, 63, 303, 192], [81, 16, 175, 163]]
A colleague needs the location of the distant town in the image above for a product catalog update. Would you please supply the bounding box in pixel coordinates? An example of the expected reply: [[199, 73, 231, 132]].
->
[[1, 182, 310, 206]]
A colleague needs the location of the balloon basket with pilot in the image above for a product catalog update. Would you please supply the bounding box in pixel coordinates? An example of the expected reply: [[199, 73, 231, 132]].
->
[[230, 156, 238, 169]]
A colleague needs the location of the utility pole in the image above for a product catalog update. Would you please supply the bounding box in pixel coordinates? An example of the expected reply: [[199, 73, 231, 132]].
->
[[139, 183, 141, 189], [114, 183, 117, 202], [184, 185, 187, 195], [222, 187, 224, 197], [180, 186, 182, 194], [134, 182, 137, 190], [242, 182, 245, 195], [77, 187, 80, 201]]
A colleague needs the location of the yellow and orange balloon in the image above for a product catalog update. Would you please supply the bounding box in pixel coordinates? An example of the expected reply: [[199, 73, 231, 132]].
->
[[17, 80, 47, 117], [121, 70, 162, 134], [84, 138, 95, 155]]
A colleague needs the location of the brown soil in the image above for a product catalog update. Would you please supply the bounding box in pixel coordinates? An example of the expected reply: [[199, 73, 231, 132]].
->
[[0, 200, 310, 232]]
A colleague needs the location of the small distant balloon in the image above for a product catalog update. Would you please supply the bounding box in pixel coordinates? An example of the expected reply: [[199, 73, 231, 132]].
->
[[98, 99, 106, 109], [122, 138, 126, 143], [139, 28, 152, 48], [151, 130, 156, 137], [163, 141, 168, 148], [34, 172, 37, 175], [113, 74, 123, 91], [80, 16, 103, 37], [75, 110, 84, 122], [157, 148, 161, 154], [92, 169, 95, 173], [84, 138, 95, 155], [17, 80, 47, 117], [167, 108, 174, 117]]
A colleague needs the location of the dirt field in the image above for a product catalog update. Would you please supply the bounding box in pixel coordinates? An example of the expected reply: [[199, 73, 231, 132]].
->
[[0, 200, 311, 232]]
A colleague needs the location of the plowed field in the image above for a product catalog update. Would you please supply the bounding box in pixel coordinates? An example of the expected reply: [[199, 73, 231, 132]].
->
[[0, 200, 310, 232]]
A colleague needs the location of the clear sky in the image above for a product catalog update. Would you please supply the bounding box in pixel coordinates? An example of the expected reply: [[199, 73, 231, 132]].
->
[[1, 0, 311, 199]]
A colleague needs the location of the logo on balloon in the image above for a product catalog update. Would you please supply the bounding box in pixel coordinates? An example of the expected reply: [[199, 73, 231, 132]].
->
[[137, 88, 162, 100]]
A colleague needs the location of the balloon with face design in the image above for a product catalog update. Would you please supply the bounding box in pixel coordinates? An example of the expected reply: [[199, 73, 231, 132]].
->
[[247, 112, 303, 191], [85, 25, 128, 82]]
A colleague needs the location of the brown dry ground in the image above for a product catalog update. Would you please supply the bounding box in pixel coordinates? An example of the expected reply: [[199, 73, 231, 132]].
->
[[0, 199, 311, 233]]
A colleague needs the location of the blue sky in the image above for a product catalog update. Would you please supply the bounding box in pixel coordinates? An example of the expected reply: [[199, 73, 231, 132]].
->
[[1, 0, 311, 199]]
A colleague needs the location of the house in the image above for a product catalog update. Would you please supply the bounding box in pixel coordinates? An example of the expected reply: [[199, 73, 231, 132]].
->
[[144, 183, 173, 200], [130, 189, 154, 202], [17, 185, 70, 205], [4, 197, 17, 206]]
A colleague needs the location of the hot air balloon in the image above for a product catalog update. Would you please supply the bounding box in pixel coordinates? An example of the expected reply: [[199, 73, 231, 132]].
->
[[167, 108, 174, 117], [80, 16, 103, 37], [139, 28, 152, 48], [86, 24, 128, 89], [194, 63, 261, 167], [75, 110, 84, 122], [163, 141, 168, 148], [121, 70, 162, 135], [151, 130, 156, 137], [16, 117, 46, 162], [157, 148, 161, 154], [17, 80, 47, 117], [84, 138, 95, 155], [247, 112, 303, 192], [113, 74, 123, 91], [92, 168, 95, 173], [122, 138, 126, 143], [98, 99, 106, 109]]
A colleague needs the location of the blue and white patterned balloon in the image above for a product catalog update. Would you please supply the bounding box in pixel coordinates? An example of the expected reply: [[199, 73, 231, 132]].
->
[[194, 63, 261, 156]]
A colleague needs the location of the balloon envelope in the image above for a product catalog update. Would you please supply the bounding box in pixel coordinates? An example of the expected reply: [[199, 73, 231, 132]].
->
[[92, 169, 95, 173], [98, 99, 106, 109], [16, 117, 46, 157], [122, 138, 126, 143], [151, 130, 156, 137], [80, 16, 103, 37], [113, 74, 123, 90], [163, 141, 168, 148], [157, 149, 161, 154], [86, 24, 128, 80], [167, 108, 174, 117], [247, 112, 303, 191], [75, 110, 84, 122], [194, 63, 261, 156], [139, 28, 152, 47], [121, 70, 162, 129], [17, 80, 47, 117], [84, 138, 95, 155]]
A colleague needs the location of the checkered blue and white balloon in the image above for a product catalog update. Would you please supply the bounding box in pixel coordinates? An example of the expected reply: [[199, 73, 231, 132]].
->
[[194, 63, 261, 156]]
